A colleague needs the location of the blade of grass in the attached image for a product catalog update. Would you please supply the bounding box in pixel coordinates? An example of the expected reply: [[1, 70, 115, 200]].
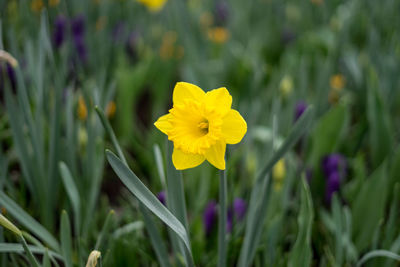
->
[[95, 210, 115, 250], [59, 162, 81, 235], [0, 243, 63, 261], [106, 150, 192, 254], [218, 169, 227, 267], [0, 193, 60, 252], [356, 250, 400, 267], [60, 211, 73, 267]]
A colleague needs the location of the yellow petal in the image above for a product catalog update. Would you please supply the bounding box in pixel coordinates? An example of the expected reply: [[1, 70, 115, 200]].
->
[[172, 148, 205, 170], [173, 82, 205, 106], [154, 113, 172, 135], [205, 140, 226, 170], [221, 110, 247, 144], [205, 87, 232, 115]]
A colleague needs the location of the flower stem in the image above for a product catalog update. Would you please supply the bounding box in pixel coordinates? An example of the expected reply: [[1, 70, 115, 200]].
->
[[218, 169, 227, 267]]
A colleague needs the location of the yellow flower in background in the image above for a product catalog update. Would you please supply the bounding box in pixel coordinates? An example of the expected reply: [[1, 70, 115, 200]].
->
[[330, 74, 345, 90], [154, 82, 247, 170], [208, 27, 230, 44], [49, 0, 60, 7], [78, 96, 88, 121], [279, 75, 293, 98], [96, 16, 107, 32], [31, 0, 44, 13], [273, 159, 286, 191], [137, 0, 167, 12], [200, 12, 214, 28], [106, 101, 117, 118], [329, 74, 346, 104]]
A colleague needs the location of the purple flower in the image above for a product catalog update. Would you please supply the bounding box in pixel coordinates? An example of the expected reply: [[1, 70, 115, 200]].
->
[[53, 15, 67, 49], [71, 15, 85, 38], [325, 172, 340, 203], [214, 1, 229, 26], [157, 191, 166, 206], [73, 35, 87, 62], [203, 200, 218, 236], [233, 198, 246, 221], [226, 208, 233, 233], [322, 154, 346, 178], [6, 63, 16, 92], [294, 101, 307, 122]]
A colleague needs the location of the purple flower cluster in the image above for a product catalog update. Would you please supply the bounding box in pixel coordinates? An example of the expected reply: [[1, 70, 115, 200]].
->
[[214, 1, 229, 26], [52, 14, 87, 62], [203, 197, 247, 236], [322, 154, 347, 203]]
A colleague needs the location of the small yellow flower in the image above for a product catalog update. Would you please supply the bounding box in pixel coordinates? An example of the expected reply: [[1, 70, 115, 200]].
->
[[78, 96, 88, 121], [31, 0, 44, 13], [137, 0, 167, 12], [273, 159, 286, 191], [154, 82, 247, 170], [273, 159, 286, 182], [160, 31, 177, 60], [279, 75, 293, 98], [208, 27, 230, 44], [49, 0, 60, 7], [330, 74, 345, 90], [106, 101, 116, 118]]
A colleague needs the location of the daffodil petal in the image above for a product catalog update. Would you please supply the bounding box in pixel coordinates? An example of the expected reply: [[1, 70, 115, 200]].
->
[[221, 110, 247, 144], [154, 113, 172, 135], [172, 148, 205, 170], [205, 140, 226, 170], [205, 87, 232, 115], [173, 82, 206, 106]]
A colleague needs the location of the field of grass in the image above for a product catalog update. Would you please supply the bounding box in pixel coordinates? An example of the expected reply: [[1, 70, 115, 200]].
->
[[1, 0, 400, 266]]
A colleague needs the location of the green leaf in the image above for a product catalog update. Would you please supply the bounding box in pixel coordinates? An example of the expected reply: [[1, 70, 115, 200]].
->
[[0, 193, 60, 252], [367, 67, 393, 167], [95, 106, 173, 267], [0, 243, 63, 261], [59, 162, 81, 234], [309, 104, 348, 166], [95, 210, 115, 251], [352, 163, 388, 251], [60, 211, 72, 267], [356, 250, 400, 267], [105, 150, 192, 255], [288, 178, 314, 267]]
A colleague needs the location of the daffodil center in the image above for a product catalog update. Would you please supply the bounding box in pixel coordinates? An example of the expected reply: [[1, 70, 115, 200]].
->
[[197, 120, 209, 135]]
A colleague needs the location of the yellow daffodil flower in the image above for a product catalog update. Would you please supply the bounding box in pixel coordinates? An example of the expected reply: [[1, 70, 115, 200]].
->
[[154, 82, 247, 170], [137, 0, 167, 12]]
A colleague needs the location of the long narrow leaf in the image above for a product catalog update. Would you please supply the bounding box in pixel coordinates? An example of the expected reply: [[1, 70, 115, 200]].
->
[[0, 193, 60, 252], [60, 211, 72, 267], [106, 150, 192, 254]]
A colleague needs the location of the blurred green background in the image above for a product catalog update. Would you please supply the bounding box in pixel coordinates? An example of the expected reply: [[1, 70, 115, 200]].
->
[[0, 0, 400, 266]]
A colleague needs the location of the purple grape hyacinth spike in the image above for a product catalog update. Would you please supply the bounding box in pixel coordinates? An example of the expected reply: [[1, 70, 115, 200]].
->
[[203, 200, 218, 236]]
